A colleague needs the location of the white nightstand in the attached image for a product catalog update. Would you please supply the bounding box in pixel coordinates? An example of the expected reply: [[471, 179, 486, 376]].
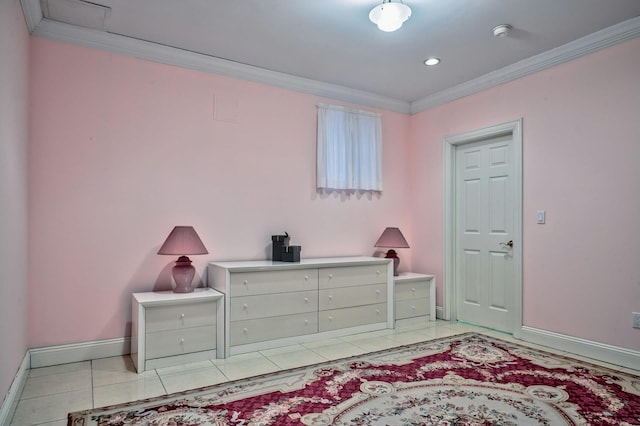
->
[[131, 288, 224, 373], [393, 273, 436, 325]]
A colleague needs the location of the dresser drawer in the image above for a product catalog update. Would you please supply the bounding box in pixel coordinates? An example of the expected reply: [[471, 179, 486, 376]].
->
[[319, 265, 387, 289], [319, 283, 387, 311], [319, 303, 387, 332], [395, 281, 430, 301], [146, 325, 216, 359], [395, 298, 430, 320], [230, 313, 318, 345], [231, 290, 317, 321], [230, 269, 318, 296], [146, 301, 215, 333]]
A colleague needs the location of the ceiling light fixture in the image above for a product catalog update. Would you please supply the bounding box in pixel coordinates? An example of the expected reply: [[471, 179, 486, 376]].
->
[[492, 24, 512, 37], [369, 0, 412, 32], [424, 57, 440, 66]]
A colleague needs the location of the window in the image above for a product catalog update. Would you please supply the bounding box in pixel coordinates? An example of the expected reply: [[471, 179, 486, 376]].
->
[[316, 103, 382, 192]]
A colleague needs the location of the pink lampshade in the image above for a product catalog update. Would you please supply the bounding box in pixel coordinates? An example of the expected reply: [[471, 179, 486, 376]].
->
[[158, 226, 208, 255], [374, 227, 410, 248]]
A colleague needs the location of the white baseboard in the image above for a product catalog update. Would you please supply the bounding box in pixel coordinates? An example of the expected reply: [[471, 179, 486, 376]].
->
[[30, 337, 131, 368], [520, 326, 640, 371], [434, 305, 639, 371], [0, 352, 29, 426]]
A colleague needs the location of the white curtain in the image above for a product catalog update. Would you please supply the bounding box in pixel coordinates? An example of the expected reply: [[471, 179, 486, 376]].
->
[[316, 104, 383, 191]]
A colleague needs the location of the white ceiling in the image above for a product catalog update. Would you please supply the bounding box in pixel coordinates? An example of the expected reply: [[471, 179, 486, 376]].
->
[[22, 0, 640, 113]]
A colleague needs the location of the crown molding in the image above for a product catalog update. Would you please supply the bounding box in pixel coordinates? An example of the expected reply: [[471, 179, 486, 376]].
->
[[30, 18, 412, 114], [20, 0, 42, 32], [410, 15, 640, 114], [22, 5, 640, 116]]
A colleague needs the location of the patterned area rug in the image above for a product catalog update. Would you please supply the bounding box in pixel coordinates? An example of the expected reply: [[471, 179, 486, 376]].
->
[[69, 333, 640, 425]]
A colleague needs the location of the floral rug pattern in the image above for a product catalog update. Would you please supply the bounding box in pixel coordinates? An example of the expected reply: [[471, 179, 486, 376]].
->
[[69, 333, 640, 425]]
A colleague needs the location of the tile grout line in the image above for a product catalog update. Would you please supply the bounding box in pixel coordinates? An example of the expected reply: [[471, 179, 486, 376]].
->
[[90, 359, 95, 409], [154, 367, 169, 396]]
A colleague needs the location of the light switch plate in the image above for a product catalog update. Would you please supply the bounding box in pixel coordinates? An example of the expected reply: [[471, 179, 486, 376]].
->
[[536, 210, 546, 224]]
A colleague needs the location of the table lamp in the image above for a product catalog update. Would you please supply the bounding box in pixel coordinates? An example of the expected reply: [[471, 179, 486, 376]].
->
[[158, 226, 208, 293], [374, 227, 409, 276]]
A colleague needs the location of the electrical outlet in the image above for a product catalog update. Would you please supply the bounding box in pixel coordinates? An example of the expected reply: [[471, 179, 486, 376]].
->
[[633, 312, 640, 329]]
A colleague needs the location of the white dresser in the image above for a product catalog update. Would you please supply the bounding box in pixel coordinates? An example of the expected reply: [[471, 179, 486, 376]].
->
[[393, 272, 436, 324], [208, 257, 393, 357], [131, 288, 224, 372]]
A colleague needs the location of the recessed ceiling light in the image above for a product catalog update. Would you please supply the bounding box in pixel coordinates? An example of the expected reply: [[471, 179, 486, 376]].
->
[[424, 58, 440, 66]]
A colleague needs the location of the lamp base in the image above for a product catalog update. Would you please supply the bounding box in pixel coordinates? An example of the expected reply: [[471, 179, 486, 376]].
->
[[385, 249, 400, 276], [172, 256, 196, 293]]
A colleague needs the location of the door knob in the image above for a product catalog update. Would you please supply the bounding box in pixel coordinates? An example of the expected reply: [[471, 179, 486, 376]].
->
[[500, 240, 513, 249]]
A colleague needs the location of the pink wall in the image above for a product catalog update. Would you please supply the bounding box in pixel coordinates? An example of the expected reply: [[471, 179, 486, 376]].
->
[[0, 0, 29, 404], [28, 38, 412, 347], [27, 32, 640, 355], [410, 38, 640, 351]]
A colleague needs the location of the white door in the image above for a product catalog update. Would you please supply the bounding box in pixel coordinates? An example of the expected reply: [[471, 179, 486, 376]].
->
[[454, 134, 515, 332]]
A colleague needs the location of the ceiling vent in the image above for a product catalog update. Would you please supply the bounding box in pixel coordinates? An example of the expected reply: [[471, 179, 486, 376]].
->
[[40, 0, 111, 31]]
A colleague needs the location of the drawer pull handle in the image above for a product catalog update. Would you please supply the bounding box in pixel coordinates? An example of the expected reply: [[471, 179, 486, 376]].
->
[[244, 280, 248, 285], [304, 297, 309, 303], [376, 290, 380, 295], [305, 319, 308, 325], [376, 270, 380, 275], [243, 304, 248, 310], [328, 295, 333, 300], [180, 338, 184, 344], [243, 328, 248, 334], [180, 313, 185, 319], [328, 274, 333, 279], [412, 306, 416, 311], [411, 287, 416, 293], [328, 316, 333, 321], [376, 310, 380, 315], [304, 275, 309, 280]]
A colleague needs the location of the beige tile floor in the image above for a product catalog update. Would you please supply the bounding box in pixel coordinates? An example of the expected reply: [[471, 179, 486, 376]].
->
[[10, 320, 639, 425]]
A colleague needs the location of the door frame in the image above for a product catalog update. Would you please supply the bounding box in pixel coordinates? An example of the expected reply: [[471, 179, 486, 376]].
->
[[442, 119, 523, 338]]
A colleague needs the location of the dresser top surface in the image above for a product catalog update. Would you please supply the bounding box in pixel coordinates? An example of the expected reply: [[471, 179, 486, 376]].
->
[[208, 256, 391, 272]]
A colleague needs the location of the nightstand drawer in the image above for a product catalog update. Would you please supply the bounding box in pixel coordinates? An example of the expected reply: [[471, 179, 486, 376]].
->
[[231, 290, 317, 321], [146, 325, 216, 359], [319, 265, 386, 289], [231, 313, 318, 345], [146, 301, 215, 333], [395, 281, 429, 301], [319, 283, 387, 310], [319, 303, 387, 331], [395, 298, 429, 319], [230, 269, 318, 296]]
